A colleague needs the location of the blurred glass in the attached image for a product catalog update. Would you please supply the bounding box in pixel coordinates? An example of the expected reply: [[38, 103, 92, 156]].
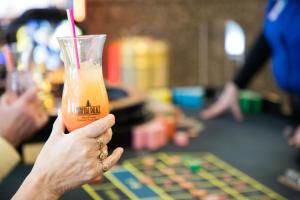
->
[[5, 70, 34, 103]]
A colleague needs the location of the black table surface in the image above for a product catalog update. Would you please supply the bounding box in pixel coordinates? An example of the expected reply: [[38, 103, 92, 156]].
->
[[1, 111, 300, 199]]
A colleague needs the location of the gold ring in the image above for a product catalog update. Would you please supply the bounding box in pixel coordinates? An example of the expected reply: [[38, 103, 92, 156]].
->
[[102, 162, 110, 172], [97, 137, 104, 149], [99, 150, 108, 161]]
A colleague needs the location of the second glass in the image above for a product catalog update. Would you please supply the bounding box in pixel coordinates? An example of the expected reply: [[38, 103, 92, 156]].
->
[[57, 35, 109, 131]]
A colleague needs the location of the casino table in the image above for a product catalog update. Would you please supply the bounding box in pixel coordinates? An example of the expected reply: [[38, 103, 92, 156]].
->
[[1, 111, 300, 199]]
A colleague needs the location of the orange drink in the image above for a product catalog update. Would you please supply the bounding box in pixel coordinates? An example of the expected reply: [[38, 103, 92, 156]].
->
[[61, 63, 109, 131], [58, 35, 108, 131]]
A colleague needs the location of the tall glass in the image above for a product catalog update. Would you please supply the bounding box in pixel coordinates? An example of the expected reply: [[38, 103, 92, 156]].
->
[[57, 35, 109, 131]]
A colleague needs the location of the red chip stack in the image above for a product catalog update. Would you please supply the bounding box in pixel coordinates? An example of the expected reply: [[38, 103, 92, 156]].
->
[[132, 117, 169, 150]]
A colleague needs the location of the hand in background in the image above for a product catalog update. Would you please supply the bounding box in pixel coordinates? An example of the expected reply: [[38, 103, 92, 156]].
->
[[0, 87, 48, 147], [200, 82, 243, 121], [289, 125, 300, 148], [13, 114, 124, 200]]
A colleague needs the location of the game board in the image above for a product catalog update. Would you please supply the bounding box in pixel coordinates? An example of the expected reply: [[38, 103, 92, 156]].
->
[[82, 152, 286, 200]]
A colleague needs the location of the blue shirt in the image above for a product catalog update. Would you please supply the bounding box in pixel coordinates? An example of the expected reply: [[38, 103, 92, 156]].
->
[[264, 0, 300, 94]]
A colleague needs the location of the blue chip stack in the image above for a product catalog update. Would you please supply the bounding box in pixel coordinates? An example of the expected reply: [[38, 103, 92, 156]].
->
[[172, 86, 205, 109]]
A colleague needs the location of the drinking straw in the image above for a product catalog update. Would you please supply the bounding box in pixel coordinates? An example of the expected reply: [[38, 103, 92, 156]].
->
[[66, 8, 80, 70], [2, 45, 15, 72]]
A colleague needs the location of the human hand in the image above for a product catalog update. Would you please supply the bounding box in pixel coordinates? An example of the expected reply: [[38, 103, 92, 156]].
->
[[13, 113, 123, 200], [289, 125, 300, 148], [200, 82, 243, 121], [0, 87, 48, 147]]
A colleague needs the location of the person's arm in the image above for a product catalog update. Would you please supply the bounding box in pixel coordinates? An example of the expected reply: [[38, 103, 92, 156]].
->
[[233, 31, 272, 88], [0, 137, 20, 182], [0, 88, 48, 181], [12, 172, 60, 200], [289, 125, 300, 148], [201, 31, 272, 120]]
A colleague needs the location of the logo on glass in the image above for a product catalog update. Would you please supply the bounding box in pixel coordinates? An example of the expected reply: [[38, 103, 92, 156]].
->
[[76, 100, 101, 115]]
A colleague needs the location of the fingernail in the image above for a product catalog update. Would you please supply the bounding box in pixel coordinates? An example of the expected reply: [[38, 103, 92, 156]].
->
[[108, 114, 115, 124], [108, 114, 115, 119], [118, 147, 124, 153]]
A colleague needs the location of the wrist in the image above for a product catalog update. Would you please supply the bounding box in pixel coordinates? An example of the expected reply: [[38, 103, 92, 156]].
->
[[228, 81, 238, 89], [227, 82, 239, 93], [13, 172, 60, 200], [29, 171, 61, 199]]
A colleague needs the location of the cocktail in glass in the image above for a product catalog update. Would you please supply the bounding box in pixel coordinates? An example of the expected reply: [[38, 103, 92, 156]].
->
[[57, 35, 109, 131]]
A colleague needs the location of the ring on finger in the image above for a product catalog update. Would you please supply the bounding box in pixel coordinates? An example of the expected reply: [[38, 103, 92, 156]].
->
[[97, 137, 104, 149], [99, 149, 108, 161], [102, 161, 110, 172]]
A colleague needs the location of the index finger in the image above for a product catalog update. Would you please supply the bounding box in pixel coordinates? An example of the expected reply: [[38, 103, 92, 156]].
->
[[77, 114, 115, 138]]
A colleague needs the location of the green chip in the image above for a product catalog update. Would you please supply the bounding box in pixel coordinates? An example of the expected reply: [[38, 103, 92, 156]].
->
[[187, 160, 202, 173]]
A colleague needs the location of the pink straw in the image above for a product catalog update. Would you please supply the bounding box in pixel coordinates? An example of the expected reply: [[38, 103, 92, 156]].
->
[[3, 45, 15, 72], [67, 8, 80, 70]]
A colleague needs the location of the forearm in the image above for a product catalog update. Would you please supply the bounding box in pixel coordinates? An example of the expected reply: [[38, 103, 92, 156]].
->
[[12, 172, 60, 200], [233, 31, 272, 89]]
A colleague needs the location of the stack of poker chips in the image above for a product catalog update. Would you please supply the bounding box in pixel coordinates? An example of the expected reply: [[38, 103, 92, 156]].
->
[[132, 117, 169, 150], [132, 113, 204, 150], [239, 90, 263, 114], [172, 114, 204, 147], [172, 86, 205, 109]]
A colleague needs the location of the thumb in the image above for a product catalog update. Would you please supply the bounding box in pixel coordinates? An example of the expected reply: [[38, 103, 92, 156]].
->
[[15, 87, 38, 107], [50, 111, 65, 138]]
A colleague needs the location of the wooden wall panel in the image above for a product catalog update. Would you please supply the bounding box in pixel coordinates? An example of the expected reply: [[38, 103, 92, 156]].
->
[[82, 0, 281, 99]]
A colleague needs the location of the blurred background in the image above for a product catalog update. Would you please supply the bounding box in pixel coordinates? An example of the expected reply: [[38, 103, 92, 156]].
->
[[1, 0, 295, 155], [0, 0, 286, 115], [2, 0, 300, 199]]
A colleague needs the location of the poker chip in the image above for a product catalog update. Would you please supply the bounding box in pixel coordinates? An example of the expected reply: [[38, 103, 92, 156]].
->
[[234, 181, 247, 190], [174, 131, 189, 147], [190, 189, 208, 198], [163, 180, 173, 188], [187, 160, 202, 173], [179, 181, 195, 189], [139, 176, 154, 185], [218, 194, 229, 200], [142, 157, 156, 167], [168, 155, 181, 165], [202, 161, 211, 167], [204, 194, 229, 200], [161, 168, 176, 175], [182, 170, 192, 177], [222, 173, 232, 182], [171, 175, 185, 183], [204, 194, 221, 200]]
